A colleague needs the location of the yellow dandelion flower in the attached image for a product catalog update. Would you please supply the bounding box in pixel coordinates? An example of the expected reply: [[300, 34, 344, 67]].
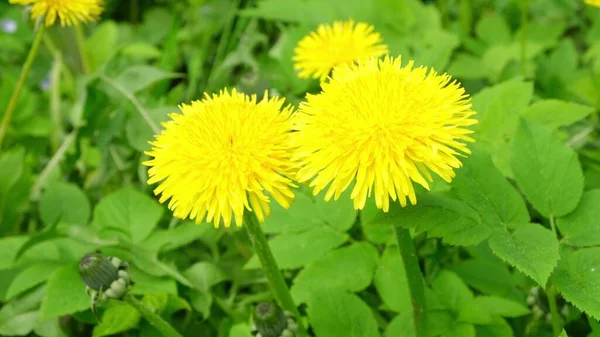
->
[[585, 0, 600, 6], [293, 20, 388, 81], [144, 89, 297, 228], [9, 0, 103, 26], [293, 56, 477, 212]]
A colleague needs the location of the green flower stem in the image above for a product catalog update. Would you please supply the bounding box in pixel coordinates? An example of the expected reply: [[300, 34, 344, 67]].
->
[[75, 25, 91, 74], [520, 0, 529, 77], [460, 0, 473, 38], [546, 285, 562, 337], [243, 211, 306, 334], [124, 293, 183, 337], [0, 24, 46, 149], [395, 226, 427, 337]]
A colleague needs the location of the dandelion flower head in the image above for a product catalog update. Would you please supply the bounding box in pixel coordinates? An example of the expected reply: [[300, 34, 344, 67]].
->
[[585, 0, 600, 7], [145, 89, 297, 228], [293, 20, 388, 81], [293, 56, 477, 212], [9, 0, 103, 26]]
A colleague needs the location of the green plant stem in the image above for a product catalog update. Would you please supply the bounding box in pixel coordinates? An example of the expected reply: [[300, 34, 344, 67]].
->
[[546, 285, 562, 336], [520, 0, 529, 77], [0, 24, 46, 149], [395, 226, 427, 337], [49, 52, 63, 152], [549, 213, 557, 236], [75, 25, 91, 74], [243, 211, 306, 334], [460, 0, 473, 38], [124, 293, 183, 337]]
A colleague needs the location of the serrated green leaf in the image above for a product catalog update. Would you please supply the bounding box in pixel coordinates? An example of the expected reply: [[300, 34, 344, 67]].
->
[[40, 263, 89, 320], [292, 242, 378, 303], [380, 194, 490, 246], [373, 244, 411, 313], [115, 66, 180, 93], [473, 296, 530, 317], [93, 187, 164, 243], [244, 227, 348, 270], [93, 302, 140, 337], [511, 119, 584, 217], [40, 182, 90, 227], [557, 190, 600, 247], [489, 224, 559, 286], [451, 149, 529, 228], [307, 290, 380, 337], [522, 100, 595, 129], [554, 247, 600, 320]]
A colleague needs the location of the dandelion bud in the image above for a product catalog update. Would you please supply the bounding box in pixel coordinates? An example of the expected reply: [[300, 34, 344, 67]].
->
[[79, 253, 119, 291], [251, 302, 297, 337]]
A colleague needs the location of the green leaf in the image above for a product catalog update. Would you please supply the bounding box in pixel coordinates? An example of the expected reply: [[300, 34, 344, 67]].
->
[[142, 221, 214, 253], [557, 190, 600, 247], [441, 322, 475, 337], [451, 149, 529, 228], [189, 290, 212, 319], [229, 323, 252, 337], [0, 287, 44, 336], [384, 314, 415, 337], [125, 106, 173, 152], [360, 198, 395, 244], [432, 270, 473, 311], [0, 236, 28, 269], [183, 262, 227, 292], [6, 263, 60, 300], [307, 290, 380, 337], [85, 21, 118, 68], [244, 227, 348, 270], [511, 119, 584, 217], [40, 263, 89, 320], [488, 224, 559, 286], [476, 12, 511, 45], [115, 66, 180, 93], [458, 300, 492, 324], [261, 191, 323, 234], [314, 189, 357, 232], [93, 187, 164, 243], [291, 242, 378, 303], [373, 244, 411, 313], [522, 100, 595, 129], [93, 302, 140, 337], [473, 296, 530, 317], [559, 329, 569, 337], [447, 53, 487, 79], [475, 316, 513, 337], [380, 194, 490, 246], [554, 247, 600, 320], [40, 182, 90, 226], [142, 292, 169, 315]]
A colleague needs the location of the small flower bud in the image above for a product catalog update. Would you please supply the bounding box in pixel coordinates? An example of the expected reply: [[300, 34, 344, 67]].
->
[[79, 253, 119, 291], [252, 302, 297, 337], [527, 295, 536, 306]]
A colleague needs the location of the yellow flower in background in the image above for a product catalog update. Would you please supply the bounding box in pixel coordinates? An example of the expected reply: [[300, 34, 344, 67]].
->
[[293, 56, 477, 212], [9, 0, 103, 26], [293, 20, 388, 81], [145, 89, 297, 228], [585, 0, 600, 6]]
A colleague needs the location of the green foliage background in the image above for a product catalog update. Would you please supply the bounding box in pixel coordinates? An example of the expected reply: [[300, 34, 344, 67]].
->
[[0, 0, 599, 336]]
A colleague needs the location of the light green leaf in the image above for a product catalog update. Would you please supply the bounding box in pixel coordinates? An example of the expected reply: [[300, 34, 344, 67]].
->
[[86, 21, 118, 68], [93, 302, 140, 337], [6, 263, 60, 300], [511, 119, 584, 217], [292, 242, 379, 303], [163, 295, 191, 316], [40, 182, 90, 226], [126, 106, 174, 152], [122, 42, 161, 61], [315, 189, 357, 232], [559, 329, 569, 337], [489, 224, 559, 286], [40, 263, 89, 320], [142, 221, 210, 253], [360, 198, 394, 244], [554, 247, 600, 320], [458, 300, 492, 324], [476, 12, 511, 45], [0, 287, 44, 336], [261, 191, 322, 234], [0, 236, 28, 269], [475, 316, 513, 337], [183, 262, 227, 292], [115, 66, 180, 93], [0, 310, 39, 336], [244, 227, 348, 270], [522, 100, 595, 129], [34, 318, 68, 337], [454, 258, 517, 299], [441, 322, 475, 337], [373, 244, 411, 313], [380, 194, 490, 246], [451, 149, 529, 228], [189, 290, 212, 319], [447, 53, 487, 79], [229, 323, 252, 337], [384, 314, 415, 337], [307, 290, 380, 337], [557, 190, 600, 247], [93, 187, 164, 243], [432, 270, 473, 311], [473, 296, 530, 317]]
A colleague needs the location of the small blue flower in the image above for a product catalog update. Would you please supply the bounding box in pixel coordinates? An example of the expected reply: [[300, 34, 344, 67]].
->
[[40, 76, 51, 91], [1, 19, 17, 34]]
